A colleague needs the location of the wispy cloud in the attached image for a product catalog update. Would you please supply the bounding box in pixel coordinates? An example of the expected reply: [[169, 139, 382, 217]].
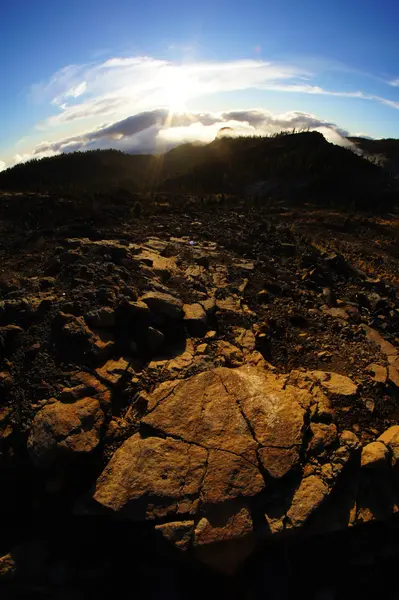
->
[[29, 54, 399, 133], [33, 56, 311, 128]]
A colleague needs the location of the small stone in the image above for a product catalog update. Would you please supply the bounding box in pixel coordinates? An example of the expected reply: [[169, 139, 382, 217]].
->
[[309, 371, 358, 396], [257, 290, 270, 303], [216, 341, 244, 365], [378, 426, 399, 467], [196, 343, 208, 354], [339, 430, 360, 450], [287, 475, 329, 528], [0, 553, 16, 581], [96, 358, 133, 387], [195, 505, 253, 548], [234, 328, 256, 352], [366, 363, 387, 384], [193, 503, 255, 573], [201, 297, 217, 316], [361, 441, 390, 469], [155, 521, 194, 551], [0, 371, 13, 389], [205, 330, 217, 340], [308, 423, 338, 456]]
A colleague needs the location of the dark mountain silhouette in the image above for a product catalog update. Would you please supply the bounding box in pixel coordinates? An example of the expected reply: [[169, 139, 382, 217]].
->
[[348, 137, 399, 178], [0, 132, 396, 208]]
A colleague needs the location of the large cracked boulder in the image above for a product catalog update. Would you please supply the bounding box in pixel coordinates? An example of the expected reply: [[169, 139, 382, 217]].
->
[[91, 365, 362, 571]]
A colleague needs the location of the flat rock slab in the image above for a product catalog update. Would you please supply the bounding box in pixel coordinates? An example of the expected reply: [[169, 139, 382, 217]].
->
[[142, 366, 308, 477]]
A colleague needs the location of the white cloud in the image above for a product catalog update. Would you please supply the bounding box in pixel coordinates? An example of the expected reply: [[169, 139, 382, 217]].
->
[[5, 107, 352, 166], [0, 160, 6, 172], [388, 78, 399, 87], [31, 56, 311, 128], [65, 81, 87, 98], [28, 54, 399, 135]]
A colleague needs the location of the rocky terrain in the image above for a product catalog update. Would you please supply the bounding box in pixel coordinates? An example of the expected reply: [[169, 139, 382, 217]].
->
[[1, 189, 399, 598]]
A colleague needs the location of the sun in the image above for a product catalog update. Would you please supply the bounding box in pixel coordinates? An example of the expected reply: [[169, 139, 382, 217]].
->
[[163, 72, 191, 112]]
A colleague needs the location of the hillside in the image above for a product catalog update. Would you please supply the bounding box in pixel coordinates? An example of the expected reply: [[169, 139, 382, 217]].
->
[[348, 136, 399, 177], [0, 132, 396, 209], [0, 149, 158, 194]]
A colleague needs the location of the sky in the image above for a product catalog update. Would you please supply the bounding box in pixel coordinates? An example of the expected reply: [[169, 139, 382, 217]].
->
[[1, 0, 399, 171]]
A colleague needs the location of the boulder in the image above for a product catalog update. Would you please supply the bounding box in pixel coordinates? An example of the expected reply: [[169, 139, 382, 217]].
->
[[361, 442, 390, 469], [28, 397, 104, 467], [53, 313, 113, 363], [141, 292, 183, 320], [85, 307, 116, 328], [91, 366, 364, 571], [378, 426, 399, 467], [183, 303, 207, 336], [308, 371, 358, 396]]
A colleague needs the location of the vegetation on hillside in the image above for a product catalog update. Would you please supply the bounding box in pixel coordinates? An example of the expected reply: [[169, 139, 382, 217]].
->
[[0, 132, 397, 209]]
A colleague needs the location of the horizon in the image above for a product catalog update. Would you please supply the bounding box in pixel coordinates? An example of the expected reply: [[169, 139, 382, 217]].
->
[[2, 0, 399, 172]]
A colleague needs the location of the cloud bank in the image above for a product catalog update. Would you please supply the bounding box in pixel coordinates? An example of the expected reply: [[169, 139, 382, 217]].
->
[[21, 107, 354, 163]]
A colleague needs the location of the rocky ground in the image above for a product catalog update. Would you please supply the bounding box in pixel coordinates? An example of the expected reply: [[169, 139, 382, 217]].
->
[[1, 193, 399, 598]]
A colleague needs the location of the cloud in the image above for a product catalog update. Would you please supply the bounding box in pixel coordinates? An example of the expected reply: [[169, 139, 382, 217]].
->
[[388, 78, 399, 87], [27, 54, 399, 136], [11, 107, 353, 164], [0, 160, 6, 172], [34, 56, 311, 128]]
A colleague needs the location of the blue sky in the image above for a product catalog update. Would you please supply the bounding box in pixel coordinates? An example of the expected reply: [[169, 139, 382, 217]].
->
[[1, 0, 399, 170]]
